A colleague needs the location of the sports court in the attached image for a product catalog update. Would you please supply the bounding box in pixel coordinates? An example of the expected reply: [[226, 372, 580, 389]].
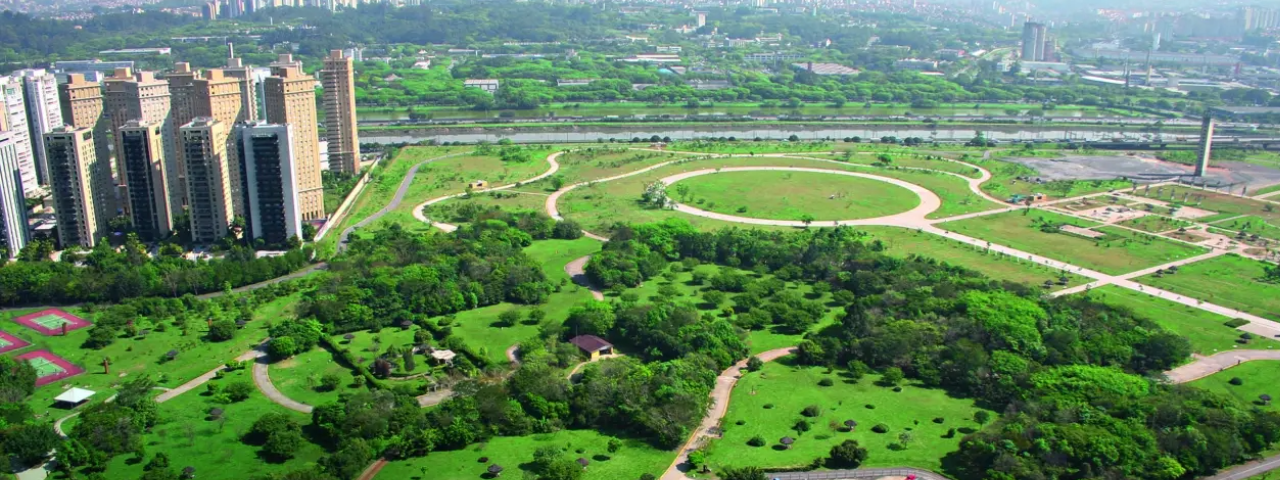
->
[[16, 350, 85, 387], [0, 330, 30, 354], [13, 308, 92, 336]]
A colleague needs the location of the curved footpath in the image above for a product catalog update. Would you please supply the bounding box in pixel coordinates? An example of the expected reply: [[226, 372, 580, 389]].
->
[[564, 255, 604, 301], [252, 355, 314, 414], [339, 152, 468, 244], [413, 151, 565, 232]]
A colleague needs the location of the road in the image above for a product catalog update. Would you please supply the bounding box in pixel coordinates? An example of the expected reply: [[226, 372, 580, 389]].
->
[[564, 255, 604, 301]]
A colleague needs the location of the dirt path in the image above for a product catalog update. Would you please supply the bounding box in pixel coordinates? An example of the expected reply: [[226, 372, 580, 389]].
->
[[564, 255, 604, 301], [661, 347, 794, 480], [252, 356, 314, 414]]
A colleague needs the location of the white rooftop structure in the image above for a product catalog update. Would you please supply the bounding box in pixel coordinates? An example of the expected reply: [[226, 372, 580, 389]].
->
[[430, 349, 457, 362], [55, 387, 95, 404]]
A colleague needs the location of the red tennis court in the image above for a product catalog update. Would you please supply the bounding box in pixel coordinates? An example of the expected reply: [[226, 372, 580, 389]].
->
[[13, 309, 92, 336], [15, 350, 84, 387], [0, 330, 30, 354]]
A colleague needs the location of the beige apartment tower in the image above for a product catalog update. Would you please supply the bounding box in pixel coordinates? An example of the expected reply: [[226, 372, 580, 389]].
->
[[45, 127, 111, 248], [321, 50, 360, 175], [181, 118, 234, 244], [263, 55, 323, 220], [58, 74, 115, 216], [118, 121, 174, 241], [192, 69, 248, 215], [105, 68, 179, 214]]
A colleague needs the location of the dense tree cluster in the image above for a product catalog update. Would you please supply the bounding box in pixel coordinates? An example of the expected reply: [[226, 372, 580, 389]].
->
[[0, 236, 313, 306], [596, 218, 1280, 479]]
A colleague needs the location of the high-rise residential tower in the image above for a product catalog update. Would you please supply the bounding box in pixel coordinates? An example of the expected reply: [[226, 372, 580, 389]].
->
[[192, 69, 248, 215], [1021, 22, 1048, 62], [16, 69, 63, 187], [0, 77, 36, 197], [105, 68, 179, 214], [236, 122, 301, 247], [0, 127, 27, 259], [118, 121, 174, 241], [223, 48, 263, 122], [181, 118, 234, 244], [321, 50, 361, 175], [45, 126, 109, 248], [263, 55, 323, 220]]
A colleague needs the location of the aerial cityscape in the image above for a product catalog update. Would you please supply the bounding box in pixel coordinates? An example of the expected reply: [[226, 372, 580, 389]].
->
[[0, 0, 1279, 480]]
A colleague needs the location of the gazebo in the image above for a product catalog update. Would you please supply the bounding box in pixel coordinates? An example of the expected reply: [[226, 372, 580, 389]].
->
[[487, 464, 504, 477], [844, 420, 858, 432], [430, 348, 457, 366], [780, 436, 795, 449], [54, 388, 95, 408], [209, 408, 224, 420], [576, 458, 589, 469]]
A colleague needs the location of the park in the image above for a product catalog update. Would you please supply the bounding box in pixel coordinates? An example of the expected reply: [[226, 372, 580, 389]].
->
[[5, 138, 1280, 480]]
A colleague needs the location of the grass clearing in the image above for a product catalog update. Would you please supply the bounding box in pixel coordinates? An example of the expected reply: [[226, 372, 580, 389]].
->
[[99, 368, 324, 480], [674, 170, 921, 221], [938, 209, 1208, 275], [268, 345, 363, 406], [374, 429, 674, 480], [1135, 254, 1280, 322], [1189, 360, 1280, 411], [1117, 214, 1193, 234], [1084, 285, 1277, 356], [706, 361, 991, 472], [1131, 185, 1280, 226], [1211, 215, 1280, 242]]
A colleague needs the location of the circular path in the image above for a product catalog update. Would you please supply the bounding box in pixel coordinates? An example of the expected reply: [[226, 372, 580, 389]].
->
[[659, 166, 941, 227]]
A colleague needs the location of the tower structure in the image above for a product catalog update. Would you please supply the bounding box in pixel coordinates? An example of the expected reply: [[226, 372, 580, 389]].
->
[[118, 121, 174, 241], [1021, 22, 1047, 61], [45, 126, 109, 248], [0, 77, 36, 197], [263, 55, 323, 220], [0, 127, 26, 259], [321, 50, 360, 175], [15, 69, 62, 187], [105, 68, 178, 214], [1196, 115, 1215, 177], [57, 75, 116, 228]]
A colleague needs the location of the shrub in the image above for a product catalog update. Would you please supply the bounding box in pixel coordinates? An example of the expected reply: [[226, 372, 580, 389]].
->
[[825, 439, 868, 469], [318, 373, 343, 392], [871, 424, 889, 434], [736, 420, 746, 426], [943, 428, 956, 438], [932, 417, 945, 424], [865, 404, 876, 409], [763, 403, 774, 409], [1224, 318, 1250, 328], [794, 419, 812, 433], [747, 435, 766, 447], [224, 381, 253, 402], [892, 386, 903, 392], [801, 405, 822, 417], [746, 357, 764, 372], [818, 378, 834, 387], [1229, 377, 1244, 386]]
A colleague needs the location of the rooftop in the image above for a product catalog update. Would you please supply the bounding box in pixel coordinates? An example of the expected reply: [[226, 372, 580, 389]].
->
[[55, 387, 95, 404], [569, 334, 613, 353]]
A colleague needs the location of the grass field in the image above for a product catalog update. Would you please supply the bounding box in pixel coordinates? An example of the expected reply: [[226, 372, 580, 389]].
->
[[1135, 254, 1280, 322], [1117, 214, 1193, 234], [674, 170, 921, 221], [390, 150, 559, 220], [532, 148, 688, 188], [374, 429, 674, 480], [267, 345, 362, 406], [423, 191, 550, 225], [797, 152, 985, 179], [669, 141, 836, 155], [3, 294, 298, 413], [1085, 285, 1278, 356], [1189, 361, 1280, 411], [705, 361, 990, 472], [1131, 185, 1280, 226], [99, 368, 324, 480], [861, 226, 1087, 291], [1211, 215, 1280, 242], [938, 209, 1208, 275]]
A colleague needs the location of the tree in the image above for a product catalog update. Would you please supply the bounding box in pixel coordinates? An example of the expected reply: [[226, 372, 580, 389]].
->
[[746, 356, 764, 372], [497, 309, 521, 327], [225, 381, 253, 402], [880, 367, 904, 386], [319, 373, 343, 391], [876, 154, 893, 165], [799, 214, 815, 227], [208, 319, 237, 342], [826, 440, 869, 468], [0, 423, 60, 467], [247, 413, 300, 444], [973, 410, 990, 426], [268, 336, 299, 359], [702, 290, 727, 307], [262, 430, 305, 461], [720, 466, 767, 480]]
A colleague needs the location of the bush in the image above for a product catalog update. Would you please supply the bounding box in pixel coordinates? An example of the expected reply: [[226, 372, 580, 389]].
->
[[763, 403, 774, 409], [318, 373, 343, 392], [746, 356, 764, 372], [747, 435, 766, 447], [267, 336, 298, 359], [932, 417, 945, 424], [1229, 377, 1244, 386], [794, 419, 812, 433], [1224, 318, 1250, 328], [871, 424, 889, 434], [224, 381, 253, 402], [865, 404, 876, 409], [802, 405, 822, 417], [825, 439, 869, 469], [735, 419, 745, 425], [208, 319, 237, 342], [818, 378, 834, 387]]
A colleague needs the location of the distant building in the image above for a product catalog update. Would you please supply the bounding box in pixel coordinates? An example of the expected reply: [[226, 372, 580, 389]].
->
[[181, 118, 234, 244], [98, 48, 173, 56], [895, 59, 939, 70], [263, 55, 324, 221], [0, 128, 27, 259], [45, 126, 109, 248], [1021, 22, 1047, 61], [54, 59, 135, 77], [792, 62, 859, 76], [57, 74, 114, 219], [321, 50, 360, 175], [463, 79, 500, 93], [118, 121, 174, 241], [236, 122, 301, 247], [105, 68, 180, 215], [743, 52, 805, 62], [557, 78, 598, 87], [620, 54, 682, 63], [688, 79, 732, 90]]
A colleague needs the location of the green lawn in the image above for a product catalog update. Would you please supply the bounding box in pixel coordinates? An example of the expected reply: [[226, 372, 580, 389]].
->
[[1189, 361, 1280, 411], [268, 345, 363, 407], [1135, 254, 1280, 322], [98, 368, 325, 480], [938, 209, 1208, 275], [705, 361, 991, 472], [1084, 285, 1278, 356], [1211, 215, 1280, 242], [674, 170, 921, 221], [534, 148, 689, 188], [423, 190, 550, 225], [861, 226, 1087, 291], [390, 150, 559, 221], [797, 152, 985, 179], [1117, 214, 1193, 234], [1130, 185, 1280, 226], [2, 294, 299, 414], [374, 429, 674, 480]]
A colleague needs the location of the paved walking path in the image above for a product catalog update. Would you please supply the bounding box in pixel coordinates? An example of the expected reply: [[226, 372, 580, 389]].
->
[[338, 152, 468, 245], [154, 347, 264, 403], [1165, 350, 1280, 383], [414, 151, 564, 231], [253, 355, 314, 414], [661, 347, 795, 480], [564, 255, 605, 301]]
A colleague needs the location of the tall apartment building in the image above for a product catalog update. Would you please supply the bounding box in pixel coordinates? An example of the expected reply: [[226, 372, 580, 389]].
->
[[0, 77, 36, 197], [0, 128, 26, 259], [236, 122, 301, 247], [192, 69, 248, 215], [16, 69, 63, 187], [181, 118, 234, 244], [118, 121, 174, 241], [45, 126, 109, 248], [1021, 22, 1048, 62], [105, 68, 179, 214], [321, 50, 361, 175], [58, 74, 116, 222], [263, 55, 324, 220], [223, 51, 263, 123]]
